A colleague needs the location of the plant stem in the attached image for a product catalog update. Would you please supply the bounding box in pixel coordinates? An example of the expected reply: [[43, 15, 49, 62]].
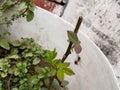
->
[[62, 16, 83, 63], [0, 8, 28, 25], [8, 74, 13, 90]]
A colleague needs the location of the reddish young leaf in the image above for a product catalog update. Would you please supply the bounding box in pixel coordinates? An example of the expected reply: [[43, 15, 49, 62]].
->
[[74, 43, 82, 54]]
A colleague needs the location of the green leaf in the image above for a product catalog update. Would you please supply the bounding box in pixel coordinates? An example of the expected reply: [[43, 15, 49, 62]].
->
[[51, 79, 59, 88], [38, 73, 44, 79], [8, 55, 19, 59], [2, 0, 15, 11], [45, 49, 57, 63], [24, 53, 33, 57], [26, 10, 34, 22], [3, 31, 11, 36], [12, 40, 21, 47], [50, 68, 56, 76], [12, 88, 18, 90], [39, 81, 43, 86], [28, 2, 35, 12], [0, 39, 10, 50], [67, 31, 80, 44], [18, 2, 27, 11], [20, 78, 27, 84], [14, 68, 20, 76], [61, 80, 69, 87], [53, 59, 61, 67], [30, 76, 39, 85], [0, 59, 4, 69], [63, 68, 75, 76], [57, 69, 64, 81], [8, 68, 14, 74], [6, 21, 12, 27], [17, 62, 27, 70], [10, 48, 19, 54], [58, 62, 70, 69], [19, 45, 26, 49], [1, 72, 7, 78], [5, 0, 15, 6], [35, 67, 45, 78], [12, 77, 19, 83], [44, 78, 50, 86], [35, 66, 42, 73], [23, 68, 28, 73], [0, 58, 10, 71], [33, 57, 40, 65]]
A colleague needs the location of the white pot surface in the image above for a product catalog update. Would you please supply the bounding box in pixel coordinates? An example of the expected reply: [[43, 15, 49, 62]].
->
[[0, 7, 119, 90]]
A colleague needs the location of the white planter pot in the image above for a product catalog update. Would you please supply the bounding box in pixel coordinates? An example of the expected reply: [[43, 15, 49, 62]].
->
[[0, 7, 119, 90]]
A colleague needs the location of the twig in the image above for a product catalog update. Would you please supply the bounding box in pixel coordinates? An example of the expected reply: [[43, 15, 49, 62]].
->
[[0, 7, 28, 26], [8, 74, 13, 90], [62, 16, 83, 62]]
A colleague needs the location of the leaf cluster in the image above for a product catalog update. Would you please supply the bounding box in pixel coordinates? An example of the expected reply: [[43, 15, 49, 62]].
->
[[0, 0, 35, 26], [0, 36, 74, 90]]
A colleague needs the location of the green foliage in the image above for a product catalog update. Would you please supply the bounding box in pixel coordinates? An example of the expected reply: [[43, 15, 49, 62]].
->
[[67, 31, 82, 54], [12, 40, 21, 47], [0, 39, 10, 50], [33, 57, 41, 65], [0, 37, 74, 90], [26, 10, 34, 22], [0, 0, 35, 26], [57, 69, 64, 81], [0, 1, 83, 90], [51, 79, 59, 88], [45, 48, 57, 63], [56, 61, 75, 81], [61, 80, 69, 87], [67, 31, 80, 44], [63, 68, 75, 76], [18, 2, 27, 11]]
